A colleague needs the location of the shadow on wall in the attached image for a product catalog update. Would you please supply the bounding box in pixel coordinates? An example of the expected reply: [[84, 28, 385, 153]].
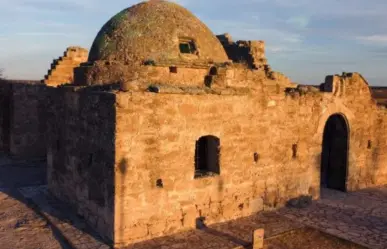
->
[[118, 158, 128, 246]]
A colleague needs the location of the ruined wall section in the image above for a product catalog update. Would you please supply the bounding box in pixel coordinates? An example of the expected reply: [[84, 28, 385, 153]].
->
[[43, 47, 88, 87], [217, 34, 266, 70], [46, 87, 116, 243], [217, 33, 295, 90]]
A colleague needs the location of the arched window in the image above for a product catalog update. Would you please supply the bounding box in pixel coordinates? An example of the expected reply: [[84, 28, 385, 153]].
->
[[209, 66, 218, 76], [195, 135, 220, 178]]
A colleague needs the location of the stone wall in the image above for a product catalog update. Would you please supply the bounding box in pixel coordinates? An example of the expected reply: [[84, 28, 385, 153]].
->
[[0, 80, 47, 158], [10, 83, 48, 158], [43, 47, 88, 87], [46, 87, 116, 243], [112, 72, 387, 246]]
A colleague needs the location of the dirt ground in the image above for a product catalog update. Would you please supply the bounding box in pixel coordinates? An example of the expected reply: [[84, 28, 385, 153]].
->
[[0, 190, 63, 249], [264, 227, 366, 249]]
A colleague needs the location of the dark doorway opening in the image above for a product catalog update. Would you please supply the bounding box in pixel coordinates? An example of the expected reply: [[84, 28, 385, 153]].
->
[[195, 135, 220, 178], [321, 114, 349, 192]]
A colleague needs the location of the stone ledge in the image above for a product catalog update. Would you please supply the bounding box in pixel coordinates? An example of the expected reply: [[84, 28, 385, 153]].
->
[[146, 84, 251, 96]]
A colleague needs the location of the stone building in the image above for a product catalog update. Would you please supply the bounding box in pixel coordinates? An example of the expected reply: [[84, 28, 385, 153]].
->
[[2, 0, 387, 248]]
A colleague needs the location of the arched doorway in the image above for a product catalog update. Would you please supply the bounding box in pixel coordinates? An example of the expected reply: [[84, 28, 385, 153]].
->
[[321, 114, 349, 191]]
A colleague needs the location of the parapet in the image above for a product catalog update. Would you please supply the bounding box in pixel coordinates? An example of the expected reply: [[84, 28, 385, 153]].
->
[[42, 47, 88, 87]]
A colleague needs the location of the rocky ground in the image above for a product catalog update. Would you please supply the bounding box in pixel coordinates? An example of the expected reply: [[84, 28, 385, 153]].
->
[[0, 152, 378, 249]]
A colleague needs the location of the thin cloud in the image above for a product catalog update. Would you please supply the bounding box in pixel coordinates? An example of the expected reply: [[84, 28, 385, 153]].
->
[[356, 35, 387, 45], [14, 32, 78, 37], [286, 15, 309, 29]]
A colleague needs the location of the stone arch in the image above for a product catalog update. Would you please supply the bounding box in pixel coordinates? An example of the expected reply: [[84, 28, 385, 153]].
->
[[320, 113, 349, 191]]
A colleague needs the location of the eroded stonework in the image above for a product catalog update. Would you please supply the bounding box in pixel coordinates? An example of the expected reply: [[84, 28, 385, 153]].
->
[[43, 47, 88, 87], [2, 1, 387, 248]]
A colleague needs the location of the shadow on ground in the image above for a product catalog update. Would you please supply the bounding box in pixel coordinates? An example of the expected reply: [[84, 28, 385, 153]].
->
[[0, 152, 107, 249]]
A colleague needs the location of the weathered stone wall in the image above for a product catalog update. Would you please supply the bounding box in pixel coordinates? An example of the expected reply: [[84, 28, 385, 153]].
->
[[373, 107, 387, 185], [4, 81, 48, 158], [113, 91, 319, 246], [112, 72, 387, 246], [75, 62, 212, 87], [46, 87, 116, 243]]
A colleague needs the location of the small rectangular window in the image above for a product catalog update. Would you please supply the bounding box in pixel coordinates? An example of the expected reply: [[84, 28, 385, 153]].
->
[[179, 38, 197, 54], [169, 66, 178, 73]]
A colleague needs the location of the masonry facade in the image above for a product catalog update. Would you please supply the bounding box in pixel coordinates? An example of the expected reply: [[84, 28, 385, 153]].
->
[[2, 1, 387, 248]]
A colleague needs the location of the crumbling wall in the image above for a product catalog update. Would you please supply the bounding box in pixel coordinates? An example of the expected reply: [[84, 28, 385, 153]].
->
[[43, 47, 88, 87], [217, 34, 295, 89], [217, 33, 266, 70], [46, 87, 116, 243]]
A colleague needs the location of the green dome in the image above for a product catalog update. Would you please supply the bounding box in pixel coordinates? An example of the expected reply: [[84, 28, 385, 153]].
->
[[88, 1, 228, 64]]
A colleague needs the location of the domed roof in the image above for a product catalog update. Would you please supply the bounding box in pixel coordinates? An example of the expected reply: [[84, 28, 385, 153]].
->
[[88, 0, 228, 64]]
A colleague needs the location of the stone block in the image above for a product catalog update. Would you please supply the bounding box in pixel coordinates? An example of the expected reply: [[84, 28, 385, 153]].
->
[[253, 229, 264, 249], [250, 197, 263, 214]]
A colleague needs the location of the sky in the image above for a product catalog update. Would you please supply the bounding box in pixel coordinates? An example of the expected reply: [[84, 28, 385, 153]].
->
[[1, 0, 387, 85]]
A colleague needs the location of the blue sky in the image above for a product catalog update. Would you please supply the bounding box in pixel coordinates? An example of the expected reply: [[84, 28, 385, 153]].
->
[[1, 0, 387, 85]]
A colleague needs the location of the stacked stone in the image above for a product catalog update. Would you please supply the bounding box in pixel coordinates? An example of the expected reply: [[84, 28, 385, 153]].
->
[[247, 40, 267, 70], [271, 72, 297, 88], [43, 47, 88, 87]]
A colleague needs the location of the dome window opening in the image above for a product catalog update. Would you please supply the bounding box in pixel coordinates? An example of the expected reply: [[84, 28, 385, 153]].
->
[[179, 38, 197, 55]]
